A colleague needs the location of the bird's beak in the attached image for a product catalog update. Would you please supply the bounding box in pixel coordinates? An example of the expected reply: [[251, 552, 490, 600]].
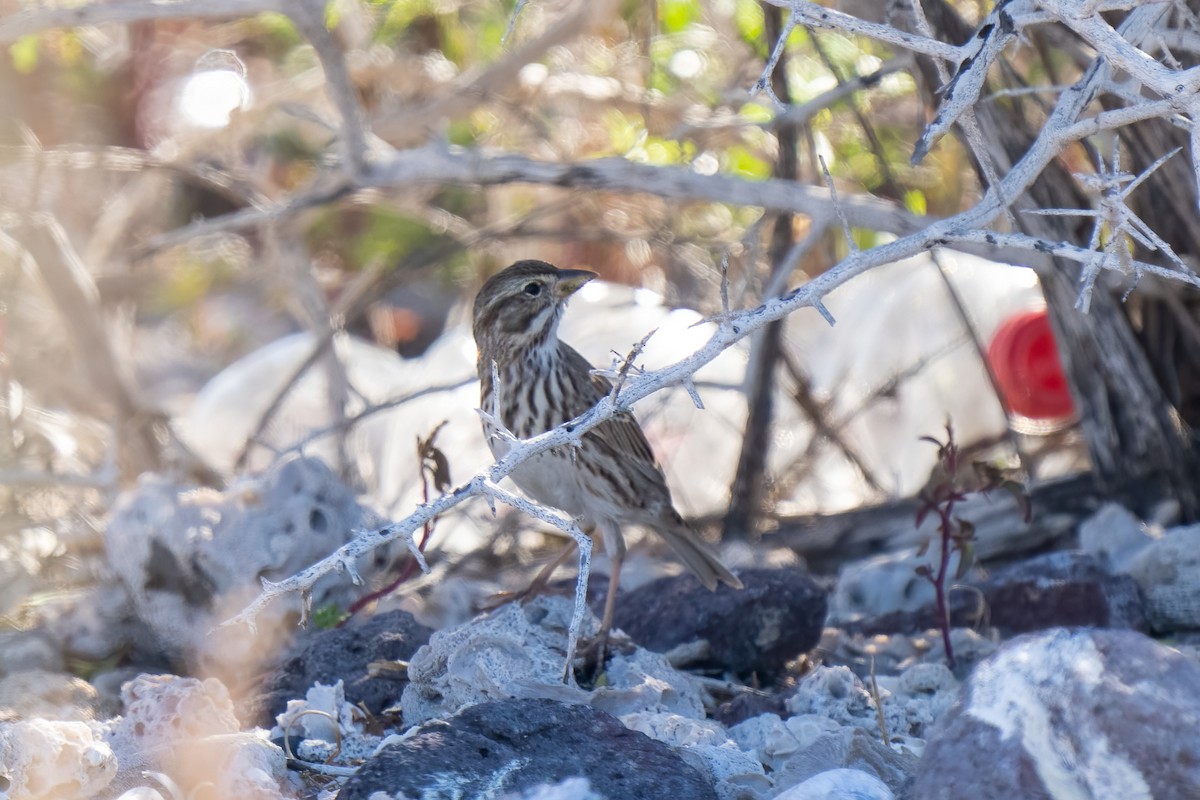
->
[[554, 268, 598, 299]]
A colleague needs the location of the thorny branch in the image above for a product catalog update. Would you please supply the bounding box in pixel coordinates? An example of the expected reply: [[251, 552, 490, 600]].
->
[[17, 1, 1200, 654], [223, 0, 1200, 640]]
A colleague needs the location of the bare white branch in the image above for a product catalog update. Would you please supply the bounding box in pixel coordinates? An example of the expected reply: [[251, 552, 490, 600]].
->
[[0, 0, 283, 43], [762, 0, 964, 63], [142, 144, 925, 254], [912, 0, 1020, 164]]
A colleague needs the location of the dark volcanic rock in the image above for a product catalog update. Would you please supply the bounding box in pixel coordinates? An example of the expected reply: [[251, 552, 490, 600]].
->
[[713, 690, 788, 728], [612, 567, 827, 676], [846, 551, 1146, 637], [984, 551, 1146, 634], [910, 628, 1200, 799], [338, 698, 717, 800], [256, 609, 432, 725]]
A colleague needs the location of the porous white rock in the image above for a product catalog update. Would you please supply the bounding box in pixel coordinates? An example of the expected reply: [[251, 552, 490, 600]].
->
[[0, 718, 116, 800], [104, 673, 288, 800], [875, 662, 958, 740], [786, 666, 878, 727], [273, 679, 360, 742], [272, 679, 382, 765], [103, 456, 373, 667], [401, 596, 596, 725], [591, 647, 706, 719], [401, 595, 721, 728]]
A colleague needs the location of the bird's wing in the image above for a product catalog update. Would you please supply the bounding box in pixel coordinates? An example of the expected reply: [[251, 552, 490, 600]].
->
[[558, 342, 664, 482]]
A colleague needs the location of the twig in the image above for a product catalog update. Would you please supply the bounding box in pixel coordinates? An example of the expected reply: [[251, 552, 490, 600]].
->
[[0, 0, 284, 43], [141, 144, 925, 254], [286, 0, 369, 177], [503, 0, 532, 45], [818, 155, 855, 254], [233, 333, 336, 473]]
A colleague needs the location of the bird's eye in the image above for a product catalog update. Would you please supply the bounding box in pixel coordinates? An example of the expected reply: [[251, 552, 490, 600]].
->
[[523, 282, 542, 296]]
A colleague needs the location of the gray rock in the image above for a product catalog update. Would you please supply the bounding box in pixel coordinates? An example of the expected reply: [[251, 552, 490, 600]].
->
[[910, 628, 1200, 799], [338, 698, 718, 800], [1129, 522, 1200, 631], [771, 725, 915, 794], [0, 630, 63, 677], [255, 609, 432, 726], [612, 567, 827, 676], [102, 456, 379, 665], [845, 551, 1146, 638], [776, 768, 894, 800], [1077, 503, 1157, 573]]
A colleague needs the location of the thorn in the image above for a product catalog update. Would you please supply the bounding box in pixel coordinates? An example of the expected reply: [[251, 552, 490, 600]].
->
[[814, 300, 836, 326]]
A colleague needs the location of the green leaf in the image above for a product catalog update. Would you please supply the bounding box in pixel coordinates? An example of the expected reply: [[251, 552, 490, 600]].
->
[[10, 35, 39, 75], [725, 145, 770, 180], [733, 0, 765, 54], [738, 102, 774, 125], [312, 604, 348, 629], [324, 0, 342, 30], [904, 189, 927, 216], [659, 0, 698, 34]]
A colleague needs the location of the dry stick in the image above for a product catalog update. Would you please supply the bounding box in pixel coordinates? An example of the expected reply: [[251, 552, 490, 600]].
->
[[775, 347, 886, 496], [141, 145, 927, 256], [726, 1, 799, 540], [233, 332, 336, 474], [284, 377, 476, 456], [286, 0, 369, 177], [869, 656, 891, 747], [927, 249, 1030, 473]]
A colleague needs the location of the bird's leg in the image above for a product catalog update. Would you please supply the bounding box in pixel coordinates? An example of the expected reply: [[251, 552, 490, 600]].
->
[[596, 524, 626, 668]]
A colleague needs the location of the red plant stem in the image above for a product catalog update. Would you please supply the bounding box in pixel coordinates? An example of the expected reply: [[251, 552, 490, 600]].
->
[[343, 468, 438, 620], [933, 498, 957, 670]]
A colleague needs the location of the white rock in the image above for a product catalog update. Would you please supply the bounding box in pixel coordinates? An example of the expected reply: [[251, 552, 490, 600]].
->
[[831, 549, 945, 619], [272, 679, 360, 742], [785, 667, 878, 727], [103, 674, 288, 799], [1079, 503, 1158, 573], [0, 718, 116, 800], [591, 648, 706, 719], [400, 596, 595, 725], [728, 712, 841, 771], [500, 777, 603, 800], [619, 711, 769, 799], [774, 768, 894, 800], [103, 457, 371, 669]]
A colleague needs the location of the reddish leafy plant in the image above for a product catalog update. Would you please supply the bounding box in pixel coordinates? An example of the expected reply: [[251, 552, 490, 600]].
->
[[915, 422, 1030, 668]]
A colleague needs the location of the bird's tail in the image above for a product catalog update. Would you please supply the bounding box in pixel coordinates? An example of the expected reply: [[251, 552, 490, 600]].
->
[[658, 521, 743, 591]]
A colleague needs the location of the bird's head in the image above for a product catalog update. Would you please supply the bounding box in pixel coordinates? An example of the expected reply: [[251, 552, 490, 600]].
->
[[472, 260, 597, 359]]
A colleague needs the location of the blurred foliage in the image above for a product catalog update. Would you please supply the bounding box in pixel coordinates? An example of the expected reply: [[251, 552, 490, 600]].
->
[[0, 0, 984, 498]]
